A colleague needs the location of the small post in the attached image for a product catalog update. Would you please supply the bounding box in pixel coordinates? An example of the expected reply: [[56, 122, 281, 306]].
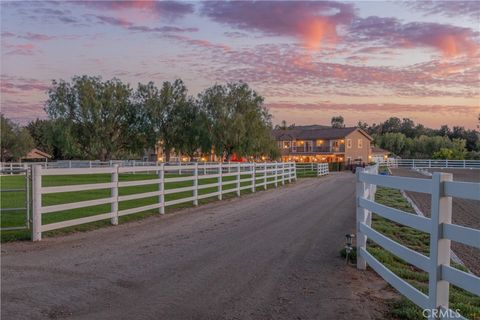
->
[[356, 167, 367, 270], [288, 162, 292, 183], [111, 164, 119, 225], [236, 162, 241, 196], [264, 162, 267, 190], [159, 163, 165, 214], [281, 163, 285, 185], [218, 162, 223, 200], [274, 161, 278, 188], [32, 165, 42, 241], [428, 172, 453, 317], [251, 162, 256, 192], [193, 162, 199, 206]]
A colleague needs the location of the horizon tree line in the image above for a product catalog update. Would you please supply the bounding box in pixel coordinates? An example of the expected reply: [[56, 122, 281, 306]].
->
[[1, 76, 279, 162]]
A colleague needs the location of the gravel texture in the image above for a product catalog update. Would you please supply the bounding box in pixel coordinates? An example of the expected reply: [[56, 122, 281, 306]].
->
[[2, 173, 395, 320]]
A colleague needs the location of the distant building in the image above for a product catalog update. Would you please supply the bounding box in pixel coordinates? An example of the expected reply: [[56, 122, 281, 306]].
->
[[371, 147, 391, 163], [21, 148, 51, 162], [272, 126, 373, 163]]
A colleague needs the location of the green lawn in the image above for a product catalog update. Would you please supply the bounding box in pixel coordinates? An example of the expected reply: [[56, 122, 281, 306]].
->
[[1, 171, 292, 242], [370, 187, 480, 319]]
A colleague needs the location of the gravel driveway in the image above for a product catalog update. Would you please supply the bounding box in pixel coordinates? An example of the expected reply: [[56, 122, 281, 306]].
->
[[2, 173, 394, 320]]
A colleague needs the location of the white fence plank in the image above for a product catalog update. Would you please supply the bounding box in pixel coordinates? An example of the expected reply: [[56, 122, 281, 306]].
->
[[359, 172, 432, 194], [42, 182, 116, 194], [42, 197, 116, 214], [359, 222, 431, 272], [442, 223, 480, 249], [444, 181, 480, 201], [441, 265, 480, 296], [360, 248, 430, 310]]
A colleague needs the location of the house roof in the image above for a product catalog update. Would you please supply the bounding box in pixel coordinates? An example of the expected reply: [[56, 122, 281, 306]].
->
[[371, 147, 390, 155], [23, 148, 52, 159], [273, 127, 371, 141]]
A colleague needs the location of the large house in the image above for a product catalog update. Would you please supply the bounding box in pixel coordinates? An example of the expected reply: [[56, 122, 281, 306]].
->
[[273, 126, 373, 164]]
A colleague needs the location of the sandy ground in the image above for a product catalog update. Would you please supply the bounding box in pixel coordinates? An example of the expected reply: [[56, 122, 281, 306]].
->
[[1, 173, 396, 320], [390, 168, 480, 275]]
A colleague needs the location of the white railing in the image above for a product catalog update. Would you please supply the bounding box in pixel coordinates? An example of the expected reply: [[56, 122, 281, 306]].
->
[[295, 162, 329, 176], [31, 162, 296, 241], [356, 167, 480, 318], [378, 159, 480, 169]]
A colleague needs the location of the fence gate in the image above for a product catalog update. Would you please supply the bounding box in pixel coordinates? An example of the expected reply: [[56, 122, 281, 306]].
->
[[0, 168, 31, 231]]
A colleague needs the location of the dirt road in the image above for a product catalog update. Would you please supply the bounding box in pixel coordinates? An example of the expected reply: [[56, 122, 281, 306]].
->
[[2, 173, 393, 320]]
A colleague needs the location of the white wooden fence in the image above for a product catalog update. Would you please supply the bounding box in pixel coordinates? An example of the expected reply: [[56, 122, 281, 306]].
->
[[295, 162, 329, 176], [31, 162, 296, 241], [378, 159, 480, 169], [356, 166, 480, 319]]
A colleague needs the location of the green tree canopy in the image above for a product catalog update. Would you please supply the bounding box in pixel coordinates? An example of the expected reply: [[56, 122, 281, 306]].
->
[[45, 76, 143, 161], [1, 114, 34, 162]]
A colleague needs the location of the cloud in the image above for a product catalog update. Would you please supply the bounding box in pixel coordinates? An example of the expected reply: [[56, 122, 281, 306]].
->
[[77, 0, 194, 21], [403, 1, 480, 20], [268, 102, 477, 112], [350, 17, 479, 57], [0, 75, 50, 94], [88, 14, 198, 33], [3, 43, 39, 56], [201, 1, 355, 50]]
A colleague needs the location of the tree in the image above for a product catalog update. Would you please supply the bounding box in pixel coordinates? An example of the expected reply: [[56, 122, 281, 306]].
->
[[357, 121, 369, 131], [376, 132, 407, 156], [380, 117, 402, 134], [274, 120, 288, 130], [199, 82, 274, 161], [331, 116, 345, 128], [1, 114, 34, 161], [136, 79, 189, 162], [173, 99, 211, 161], [45, 76, 142, 160], [26, 119, 54, 155], [400, 118, 415, 138]]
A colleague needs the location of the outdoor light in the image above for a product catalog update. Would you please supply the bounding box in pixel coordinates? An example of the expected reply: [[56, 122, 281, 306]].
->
[[345, 233, 355, 264]]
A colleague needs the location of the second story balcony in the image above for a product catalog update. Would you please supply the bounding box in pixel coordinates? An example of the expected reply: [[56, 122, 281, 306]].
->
[[281, 145, 345, 154]]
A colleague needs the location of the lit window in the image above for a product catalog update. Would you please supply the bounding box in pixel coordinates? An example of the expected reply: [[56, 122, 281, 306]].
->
[[358, 139, 363, 148], [346, 139, 352, 148]]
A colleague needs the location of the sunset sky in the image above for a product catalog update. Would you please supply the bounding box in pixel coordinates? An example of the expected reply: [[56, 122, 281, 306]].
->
[[1, 1, 479, 128]]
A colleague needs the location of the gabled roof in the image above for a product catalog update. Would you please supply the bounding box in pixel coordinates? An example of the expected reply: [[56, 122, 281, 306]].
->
[[24, 148, 52, 159], [273, 127, 371, 141], [371, 147, 390, 154]]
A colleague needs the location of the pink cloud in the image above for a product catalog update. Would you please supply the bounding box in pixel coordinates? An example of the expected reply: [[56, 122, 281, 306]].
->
[[77, 0, 194, 21], [201, 1, 355, 50], [3, 43, 38, 56], [351, 17, 479, 57], [1, 76, 50, 94]]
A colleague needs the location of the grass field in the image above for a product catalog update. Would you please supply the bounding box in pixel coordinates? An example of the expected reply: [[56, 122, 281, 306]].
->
[[371, 187, 480, 319], [1, 171, 291, 242]]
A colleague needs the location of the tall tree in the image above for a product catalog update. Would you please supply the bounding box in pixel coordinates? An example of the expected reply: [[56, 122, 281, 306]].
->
[[45, 76, 141, 161], [199, 82, 274, 161], [173, 99, 211, 161], [136, 79, 189, 162], [331, 116, 345, 128], [1, 115, 34, 162]]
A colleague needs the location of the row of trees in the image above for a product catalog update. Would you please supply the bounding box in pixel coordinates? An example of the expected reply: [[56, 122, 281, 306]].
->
[[2, 76, 279, 162], [363, 118, 479, 159]]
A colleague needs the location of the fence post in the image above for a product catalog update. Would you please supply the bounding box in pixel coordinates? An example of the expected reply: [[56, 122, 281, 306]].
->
[[264, 162, 267, 190], [356, 167, 368, 270], [236, 163, 241, 196], [428, 172, 452, 316], [193, 162, 199, 206], [32, 165, 42, 241], [281, 163, 285, 185], [111, 164, 119, 225], [218, 163, 223, 200], [159, 163, 165, 214], [251, 162, 256, 192], [274, 162, 278, 188], [288, 163, 292, 183]]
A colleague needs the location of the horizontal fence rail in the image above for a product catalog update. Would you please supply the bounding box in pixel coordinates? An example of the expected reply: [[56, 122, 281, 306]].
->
[[30, 162, 301, 241], [378, 159, 480, 169], [356, 166, 480, 319]]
